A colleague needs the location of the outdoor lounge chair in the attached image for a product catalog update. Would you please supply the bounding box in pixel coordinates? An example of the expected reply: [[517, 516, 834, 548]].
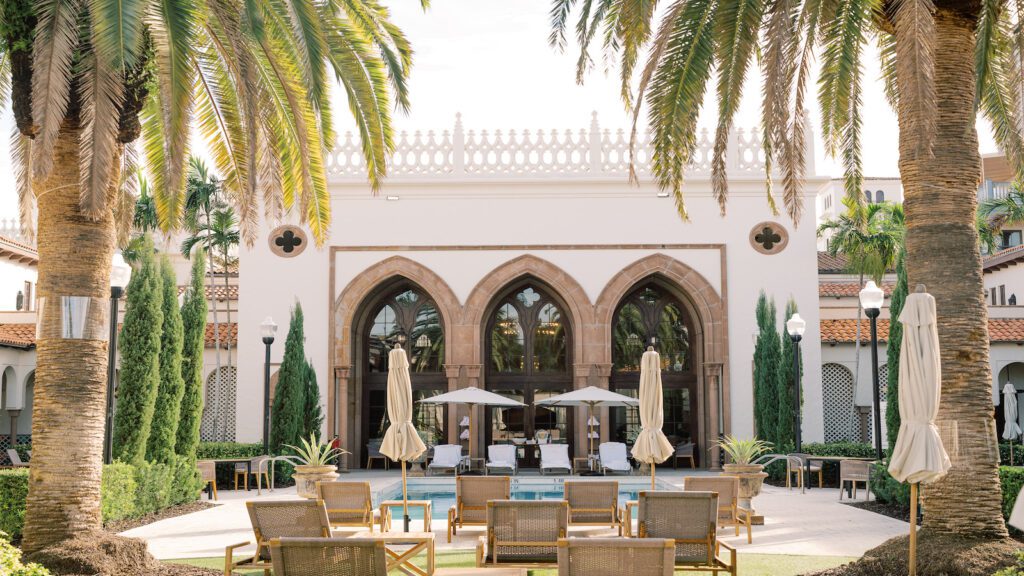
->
[[486, 444, 518, 475], [366, 438, 389, 470], [428, 444, 464, 476], [557, 538, 676, 576], [636, 491, 737, 575], [839, 459, 872, 501], [448, 475, 511, 543], [564, 480, 624, 535], [787, 453, 823, 488], [684, 475, 753, 543], [224, 500, 331, 576], [197, 460, 217, 501], [316, 481, 380, 531], [674, 442, 696, 469], [5, 449, 27, 468], [475, 500, 569, 568], [540, 443, 572, 475], [598, 442, 632, 475], [270, 537, 388, 576]]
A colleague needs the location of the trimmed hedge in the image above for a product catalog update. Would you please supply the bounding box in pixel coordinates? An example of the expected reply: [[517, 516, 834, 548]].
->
[[0, 470, 28, 538], [871, 464, 1023, 526], [1000, 466, 1024, 521], [196, 442, 263, 460], [0, 530, 50, 575], [101, 463, 136, 524]]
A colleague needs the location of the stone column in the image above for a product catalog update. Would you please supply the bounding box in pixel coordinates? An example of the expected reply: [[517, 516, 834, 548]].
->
[[334, 366, 352, 469], [573, 364, 592, 458], [704, 363, 724, 470], [463, 365, 483, 458], [444, 365, 461, 445], [7, 410, 20, 448]]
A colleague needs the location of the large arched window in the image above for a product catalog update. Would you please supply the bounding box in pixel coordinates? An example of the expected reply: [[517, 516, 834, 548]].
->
[[362, 284, 447, 451], [609, 281, 697, 461], [485, 283, 572, 467]]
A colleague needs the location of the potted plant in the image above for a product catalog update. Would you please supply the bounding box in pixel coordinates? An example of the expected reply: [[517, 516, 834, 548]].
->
[[285, 433, 347, 499], [717, 435, 772, 511]]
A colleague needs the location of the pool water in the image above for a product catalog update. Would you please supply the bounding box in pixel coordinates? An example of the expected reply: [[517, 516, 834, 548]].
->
[[375, 477, 670, 520]]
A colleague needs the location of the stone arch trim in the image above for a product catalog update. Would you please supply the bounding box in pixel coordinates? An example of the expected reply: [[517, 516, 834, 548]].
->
[[461, 254, 595, 367], [333, 255, 461, 368]]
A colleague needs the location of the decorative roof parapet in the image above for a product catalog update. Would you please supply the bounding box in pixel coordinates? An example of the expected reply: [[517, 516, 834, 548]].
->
[[326, 112, 816, 182], [0, 218, 32, 247]]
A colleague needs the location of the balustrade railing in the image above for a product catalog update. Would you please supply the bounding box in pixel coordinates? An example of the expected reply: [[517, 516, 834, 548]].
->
[[0, 218, 31, 246]]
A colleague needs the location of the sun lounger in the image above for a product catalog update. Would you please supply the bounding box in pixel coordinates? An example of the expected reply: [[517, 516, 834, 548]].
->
[[429, 444, 465, 476], [486, 444, 518, 475], [540, 444, 572, 475], [598, 442, 632, 475]]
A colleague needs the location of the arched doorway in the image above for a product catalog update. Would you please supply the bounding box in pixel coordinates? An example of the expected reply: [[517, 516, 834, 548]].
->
[[995, 363, 1024, 439], [357, 282, 447, 466], [484, 281, 573, 468], [608, 279, 698, 466]]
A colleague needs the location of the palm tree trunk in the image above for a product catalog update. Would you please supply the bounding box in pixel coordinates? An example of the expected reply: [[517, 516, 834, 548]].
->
[[22, 123, 117, 553], [898, 6, 1007, 537]]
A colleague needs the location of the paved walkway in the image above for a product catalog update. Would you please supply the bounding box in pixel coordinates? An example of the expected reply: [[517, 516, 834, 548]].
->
[[123, 469, 907, 560]]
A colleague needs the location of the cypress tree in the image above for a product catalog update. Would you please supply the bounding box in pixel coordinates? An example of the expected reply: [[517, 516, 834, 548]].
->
[[302, 358, 324, 440], [113, 238, 164, 464], [885, 248, 908, 450], [147, 257, 186, 463], [270, 302, 307, 454], [777, 298, 801, 449], [177, 250, 208, 458], [753, 292, 777, 442]]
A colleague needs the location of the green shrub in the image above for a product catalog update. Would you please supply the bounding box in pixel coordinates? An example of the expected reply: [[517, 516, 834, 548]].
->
[[800, 442, 879, 484], [176, 250, 208, 459], [101, 462, 137, 523], [994, 551, 1024, 576], [1000, 466, 1024, 521], [12, 445, 30, 463], [999, 443, 1024, 466], [132, 461, 174, 516], [0, 470, 28, 537], [195, 442, 264, 459], [869, 462, 911, 507], [0, 530, 50, 575], [168, 457, 204, 506], [148, 256, 186, 464], [271, 302, 308, 456]]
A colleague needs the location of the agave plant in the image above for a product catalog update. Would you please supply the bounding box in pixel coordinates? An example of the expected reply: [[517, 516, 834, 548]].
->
[[717, 435, 772, 466], [285, 433, 349, 467]]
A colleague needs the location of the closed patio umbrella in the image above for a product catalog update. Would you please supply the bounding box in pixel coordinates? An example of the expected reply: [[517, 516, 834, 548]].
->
[[631, 347, 674, 489], [380, 345, 426, 532], [418, 387, 525, 465], [887, 287, 951, 576], [1003, 383, 1021, 464], [535, 386, 639, 464]]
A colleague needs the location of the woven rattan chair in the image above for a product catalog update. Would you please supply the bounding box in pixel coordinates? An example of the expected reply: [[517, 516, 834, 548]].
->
[[5, 449, 28, 468], [366, 438, 389, 470], [448, 475, 511, 542], [557, 538, 675, 576], [674, 442, 696, 469], [564, 480, 624, 535], [224, 500, 331, 576], [476, 500, 569, 568], [636, 491, 737, 575], [684, 476, 753, 543], [197, 460, 217, 501], [234, 456, 272, 491], [316, 481, 380, 531], [787, 453, 823, 488], [269, 537, 387, 576], [839, 459, 872, 501]]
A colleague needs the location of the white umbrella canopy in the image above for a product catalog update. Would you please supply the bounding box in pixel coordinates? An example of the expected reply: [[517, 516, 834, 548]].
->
[[631, 348, 674, 488], [419, 387, 525, 460], [380, 346, 426, 532], [536, 386, 639, 460], [1002, 383, 1021, 443]]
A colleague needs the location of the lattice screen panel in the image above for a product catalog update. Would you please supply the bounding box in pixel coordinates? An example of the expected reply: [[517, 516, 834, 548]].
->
[[878, 363, 889, 403], [201, 366, 237, 442], [822, 363, 861, 442]]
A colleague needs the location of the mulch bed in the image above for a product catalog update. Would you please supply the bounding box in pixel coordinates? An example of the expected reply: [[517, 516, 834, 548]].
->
[[105, 501, 217, 534], [24, 531, 222, 576], [843, 500, 912, 522]]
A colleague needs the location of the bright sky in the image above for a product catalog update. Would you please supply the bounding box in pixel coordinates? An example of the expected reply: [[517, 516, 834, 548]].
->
[[0, 0, 1001, 218]]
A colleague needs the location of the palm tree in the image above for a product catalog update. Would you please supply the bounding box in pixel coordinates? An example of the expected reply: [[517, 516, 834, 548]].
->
[[980, 185, 1024, 247], [1, 0, 414, 553], [554, 0, 1017, 541], [818, 199, 904, 442], [182, 206, 240, 441]]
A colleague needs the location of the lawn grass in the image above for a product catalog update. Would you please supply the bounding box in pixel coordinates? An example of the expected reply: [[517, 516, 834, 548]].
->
[[167, 550, 856, 575]]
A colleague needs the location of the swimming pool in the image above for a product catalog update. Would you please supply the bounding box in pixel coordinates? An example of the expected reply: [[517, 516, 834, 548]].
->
[[374, 477, 673, 520]]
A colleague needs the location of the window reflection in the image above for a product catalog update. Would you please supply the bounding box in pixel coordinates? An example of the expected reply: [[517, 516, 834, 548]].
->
[[367, 289, 444, 373], [611, 284, 691, 373], [488, 286, 568, 374]]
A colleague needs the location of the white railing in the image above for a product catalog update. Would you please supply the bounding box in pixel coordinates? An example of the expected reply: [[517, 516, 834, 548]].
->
[[326, 113, 809, 182], [0, 218, 31, 246], [979, 180, 1012, 202]]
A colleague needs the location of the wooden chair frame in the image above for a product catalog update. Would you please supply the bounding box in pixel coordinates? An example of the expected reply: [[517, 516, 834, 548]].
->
[[447, 475, 511, 543], [684, 476, 753, 544], [475, 500, 568, 569], [316, 481, 379, 531], [564, 481, 624, 536], [223, 500, 331, 576]]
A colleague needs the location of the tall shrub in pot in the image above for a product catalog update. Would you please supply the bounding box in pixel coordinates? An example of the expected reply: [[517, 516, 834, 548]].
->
[[718, 436, 772, 511]]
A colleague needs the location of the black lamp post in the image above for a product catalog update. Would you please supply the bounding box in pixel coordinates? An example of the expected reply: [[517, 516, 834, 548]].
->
[[786, 313, 806, 452], [260, 316, 278, 456], [104, 254, 132, 465], [859, 281, 885, 461]]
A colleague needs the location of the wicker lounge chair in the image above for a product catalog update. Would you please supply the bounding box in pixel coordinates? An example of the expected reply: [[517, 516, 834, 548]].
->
[[476, 500, 569, 568], [486, 444, 518, 475], [636, 491, 737, 575], [557, 538, 675, 576], [366, 438, 389, 470], [316, 481, 380, 531], [5, 449, 27, 468], [839, 459, 872, 501], [448, 475, 511, 543], [197, 460, 217, 500], [684, 475, 753, 543], [224, 500, 331, 576], [788, 453, 823, 488], [270, 537, 388, 576], [429, 444, 464, 476], [598, 442, 632, 475], [540, 444, 572, 475], [564, 480, 624, 535], [673, 442, 696, 469]]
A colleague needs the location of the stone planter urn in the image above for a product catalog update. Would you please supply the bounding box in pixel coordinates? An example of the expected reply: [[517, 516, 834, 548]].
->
[[293, 465, 339, 499], [722, 463, 768, 511]]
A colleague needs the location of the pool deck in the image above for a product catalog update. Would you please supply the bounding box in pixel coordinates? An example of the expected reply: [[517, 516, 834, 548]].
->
[[124, 468, 907, 561]]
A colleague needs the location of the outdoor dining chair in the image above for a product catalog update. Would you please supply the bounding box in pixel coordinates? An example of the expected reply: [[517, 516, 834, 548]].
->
[[476, 499, 569, 568], [598, 442, 632, 475], [557, 538, 676, 576], [540, 443, 572, 475], [788, 453, 824, 488], [448, 475, 511, 542], [316, 481, 380, 531], [564, 480, 624, 535], [486, 444, 518, 475], [839, 459, 872, 501], [636, 491, 737, 575], [684, 475, 753, 543], [366, 438, 389, 470], [673, 442, 696, 469], [270, 537, 388, 576], [233, 456, 271, 491], [224, 500, 331, 576], [196, 460, 217, 501]]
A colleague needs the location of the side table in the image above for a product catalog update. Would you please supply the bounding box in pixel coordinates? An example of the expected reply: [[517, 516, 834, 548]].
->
[[380, 499, 432, 532]]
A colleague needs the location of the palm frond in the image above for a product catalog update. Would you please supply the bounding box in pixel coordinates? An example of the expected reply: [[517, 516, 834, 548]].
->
[[78, 50, 124, 218], [979, 11, 1024, 183], [840, 48, 864, 204], [760, 0, 798, 217], [333, 0, 415, 114], [0, 45, 12, 113], [113, 143, 140, 248], [31, 0, 81, 181], [611, 0, 660, 109], [890, 0, 936, 157], [87, 0, 146, 72], [975, 0, 1003, 108], [877, 30, 898, 109], [817, 0, 871, 155], [549, 0, 579, 49], [11, 126, 35, 242]]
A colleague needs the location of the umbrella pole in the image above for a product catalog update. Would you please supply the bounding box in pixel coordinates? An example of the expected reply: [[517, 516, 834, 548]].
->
[[909, 483, 918, 576], [402, 460, 410, 532], [588, 403, 594, 463], [651, 460, 656, 490], [469, 403, 475, 465]]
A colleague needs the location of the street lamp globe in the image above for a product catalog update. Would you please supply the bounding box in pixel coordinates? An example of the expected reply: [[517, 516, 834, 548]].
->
[[786, 313, 806, 339], [110, 253, 132, 290], [260, 316, 277, 343], [859, 281, 885, 311]]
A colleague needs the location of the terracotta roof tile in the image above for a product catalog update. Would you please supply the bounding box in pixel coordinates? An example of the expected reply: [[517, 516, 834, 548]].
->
[[984, 244, 1024, 272], [178, 284, 238, 300], [821, 318, 1024, 343], [0, 323, 35, 348], [819, 282, 896, 298], [0, 235, 38, 266], [205, 322, 237, 348], [818, 252, 848, 274]]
